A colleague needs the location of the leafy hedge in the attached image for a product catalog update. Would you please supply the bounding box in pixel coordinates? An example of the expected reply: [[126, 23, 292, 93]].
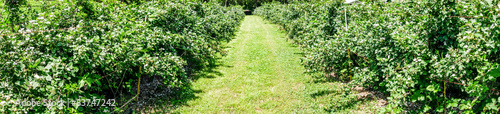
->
[[0, 0, 244, 113], [256, 1, 500, 113]]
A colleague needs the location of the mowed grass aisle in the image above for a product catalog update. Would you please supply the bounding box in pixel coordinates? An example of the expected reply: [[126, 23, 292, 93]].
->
[[174, 16, 380, 113]]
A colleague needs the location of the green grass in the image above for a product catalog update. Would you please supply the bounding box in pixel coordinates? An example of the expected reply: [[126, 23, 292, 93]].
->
[[172, 16, 381, 113]]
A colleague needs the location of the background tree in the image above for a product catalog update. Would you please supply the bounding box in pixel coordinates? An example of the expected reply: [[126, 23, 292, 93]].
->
[[4, 0, 27, 32]]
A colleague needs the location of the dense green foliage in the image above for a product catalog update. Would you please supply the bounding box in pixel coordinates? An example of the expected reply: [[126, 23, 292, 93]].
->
[[256, 1, 500, 113], [0, 0, 244, 113]]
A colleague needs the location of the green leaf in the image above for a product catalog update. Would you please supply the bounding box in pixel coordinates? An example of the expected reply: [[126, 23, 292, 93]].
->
[[474, 33, 481, 37], [30, 58, 41, 68], [418, 95, 424, 101], [45, 75, 52, 81], [423, 105, 431, 112], [488, 65, 500, 77], [426, 84, 440, 93], [37, 66, 45, 71], [79, 79, 86, 88], [31, 81, 40, 88]]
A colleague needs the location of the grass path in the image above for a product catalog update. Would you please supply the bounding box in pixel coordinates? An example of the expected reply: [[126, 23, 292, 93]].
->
[[173, 16, 379, 113]]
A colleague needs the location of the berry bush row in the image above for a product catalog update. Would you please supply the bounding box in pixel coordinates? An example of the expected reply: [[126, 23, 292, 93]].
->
[[0, 0, 244, 113], [255, 1, 499, 113]]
